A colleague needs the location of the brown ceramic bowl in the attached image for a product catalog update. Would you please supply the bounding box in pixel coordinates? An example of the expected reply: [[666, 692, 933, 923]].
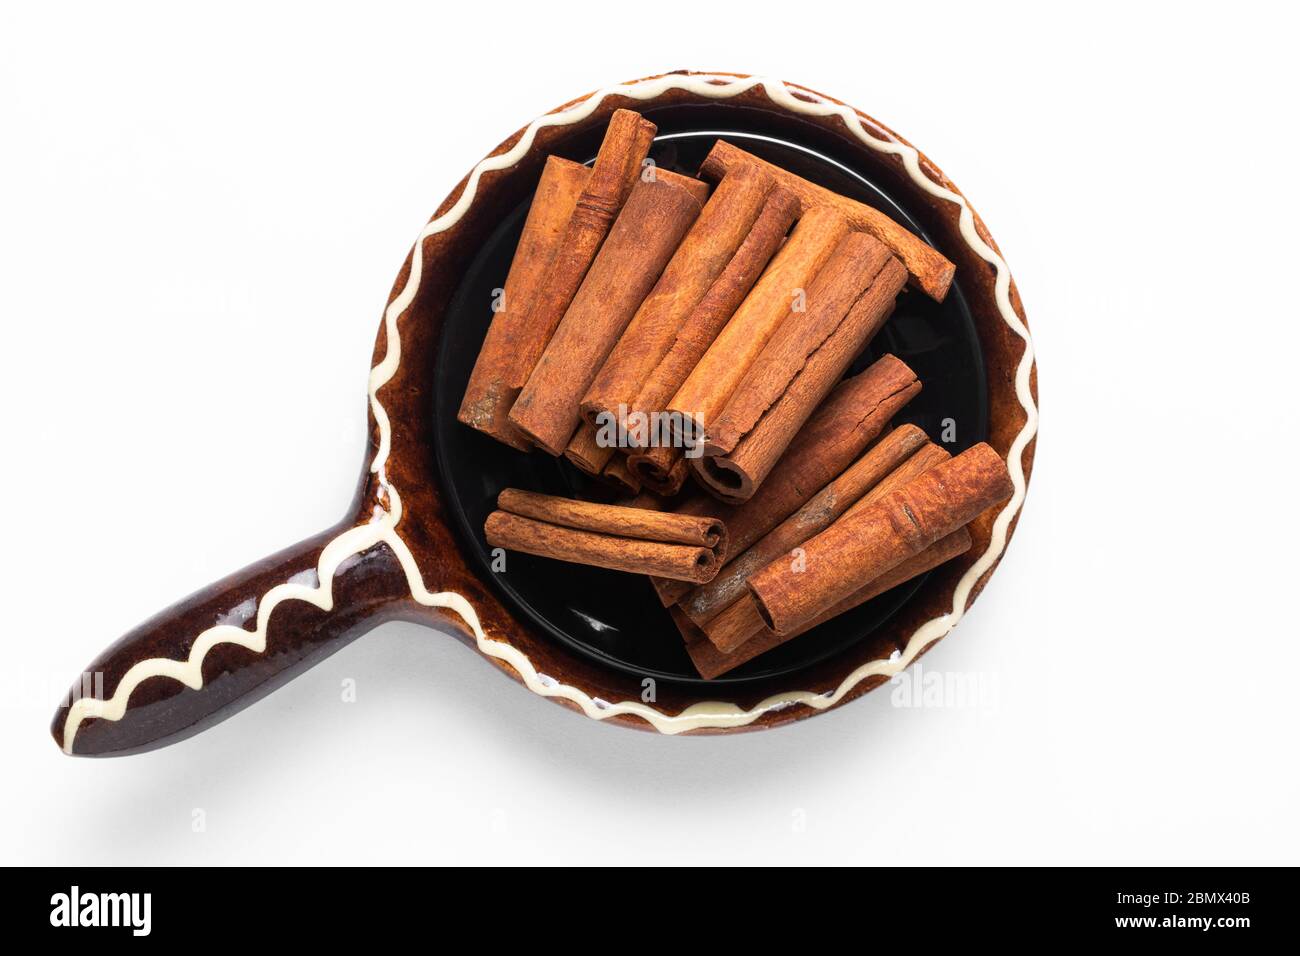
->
[[52, 71, 1038, 757]]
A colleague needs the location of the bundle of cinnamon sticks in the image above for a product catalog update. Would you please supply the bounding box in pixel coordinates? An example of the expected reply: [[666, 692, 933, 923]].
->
[[458, 108, 1011, 677]]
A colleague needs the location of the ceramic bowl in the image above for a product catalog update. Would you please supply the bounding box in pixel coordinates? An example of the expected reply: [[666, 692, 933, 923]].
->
[[52, 71, 1038, 756]]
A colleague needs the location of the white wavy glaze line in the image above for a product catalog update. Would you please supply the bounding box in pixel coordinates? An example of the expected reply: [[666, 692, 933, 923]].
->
[[62, 74, 1038, 753]]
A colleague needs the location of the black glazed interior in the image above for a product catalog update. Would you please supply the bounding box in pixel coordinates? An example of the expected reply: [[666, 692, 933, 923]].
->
[[432, 106, 987, 687]]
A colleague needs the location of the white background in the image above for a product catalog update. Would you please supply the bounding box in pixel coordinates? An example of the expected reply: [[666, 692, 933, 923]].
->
[[2, 2, 1296, 865]]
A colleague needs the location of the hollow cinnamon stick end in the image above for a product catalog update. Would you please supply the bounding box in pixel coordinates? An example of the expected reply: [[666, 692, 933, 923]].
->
[[564, 424, 616, 476], [691, 452, 755, 505], [702, 519, 729, 560], [633, 454, 690, 497], [647, 548, 720, 584]]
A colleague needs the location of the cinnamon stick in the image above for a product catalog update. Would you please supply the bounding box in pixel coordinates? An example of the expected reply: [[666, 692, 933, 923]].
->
[[694, 238, 909, 502], [645, 358, 922, 606], [623, 491, 668, 511], [457, 156, 592, 450], [648, 495, 730, 606], [486, 489, 726, 583], [463, 112, 654, 450], [678, 425, 928, 631], [666, 205, 850, 447], [634, 454, 690, 497], [748, 442, 1013, 633], [600, 453, 643, 497], [699, 441, 951, 651], [580, 164, 777, 430], [841, 442, 951, 516], [556, 421, 644, 495], [621, 187, 799, 492], [670, 605, 707, 645], [626, 445, 686, 497], [515, 110, 655, 359], [626, 187, 799, 438], [684, 528, 973, 679], [564, 420, 615, 477], [699, 139, 956, 302], [497, 489, 723, 545], [652, 570, 697, 607], [486, 512, 719, 582], [509, 170, 709, 454]]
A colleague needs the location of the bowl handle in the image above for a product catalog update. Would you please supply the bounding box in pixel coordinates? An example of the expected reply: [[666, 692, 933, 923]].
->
[[50, 521, 413, 757]]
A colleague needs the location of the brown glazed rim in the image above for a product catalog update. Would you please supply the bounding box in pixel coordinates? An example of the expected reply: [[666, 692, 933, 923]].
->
[[359, 71, 1039, 734]]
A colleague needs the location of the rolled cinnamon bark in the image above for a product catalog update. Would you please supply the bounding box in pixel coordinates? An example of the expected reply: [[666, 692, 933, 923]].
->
[[580, 164, 776, 430], [689, 592, 755, 652], [679, 425, 928, 631], [626, 187, 799, 440], [486, 489, 727, 583], [699, 139, 955, 302], [635, 454, 690, 497], [497, 489, 725, 544], [623, 491, 668, 511], [564, 420, 616, 477], [464, 111, 654, 450], [842, 441, 951, 516], [457, 156, 592, 450], [621, 187, 799, 492], [626, 445, 685, 496], [684, 528, 973, 679], [748, 442, 1013, 633], [645, 357, 921, 606], [694, 239, 909, 502], [486, 512, 720, 582], [600, 453, 643, 497], [702, 232, 892, 456], [670, 605, 706, 645], [699, 440, 951, 650], [666, 205, 850, 446], [510, 171, 709, 454], [647, 496, 730, 606]]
